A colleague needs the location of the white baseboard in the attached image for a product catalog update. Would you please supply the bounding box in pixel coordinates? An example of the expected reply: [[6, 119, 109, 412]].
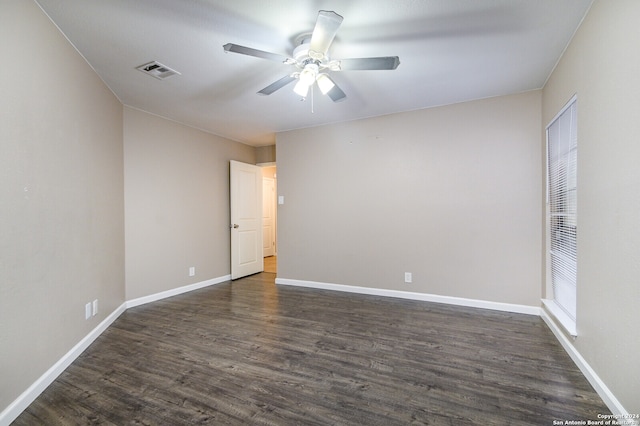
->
[[4, 275, 631, 425], [1, 274, 231, 426], [540, 308, 635, 422], [0, 303, 127, 426], [275, 277, 541, 316], [126, 275, 231, 309], [277, 277, 635, 420]]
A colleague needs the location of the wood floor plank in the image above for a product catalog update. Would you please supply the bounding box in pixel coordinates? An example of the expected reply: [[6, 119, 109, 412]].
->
[[13, 273, 610, 425]]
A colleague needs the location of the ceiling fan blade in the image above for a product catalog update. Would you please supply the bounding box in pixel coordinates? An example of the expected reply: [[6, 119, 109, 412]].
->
[[309, 11, 343, 57], [257, 75, 297, 96], [223, 43, 289, 63], [338, 56, 400, 71], [326, 79, 347, 103]]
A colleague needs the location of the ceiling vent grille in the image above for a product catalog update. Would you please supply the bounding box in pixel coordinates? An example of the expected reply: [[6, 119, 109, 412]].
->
[[136, 61, 181, 80]]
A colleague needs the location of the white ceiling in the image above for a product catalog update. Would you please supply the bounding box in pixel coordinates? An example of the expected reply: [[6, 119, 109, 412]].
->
[[35, 0, 593, 146]]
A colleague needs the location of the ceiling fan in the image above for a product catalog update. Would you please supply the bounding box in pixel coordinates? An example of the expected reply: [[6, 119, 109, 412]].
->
[[223, 10, 400, 102]]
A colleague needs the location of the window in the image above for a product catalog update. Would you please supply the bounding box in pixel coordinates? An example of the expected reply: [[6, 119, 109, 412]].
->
[[545, 95, 577, 336]]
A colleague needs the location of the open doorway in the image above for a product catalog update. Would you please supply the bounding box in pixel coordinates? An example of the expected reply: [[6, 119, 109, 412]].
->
[[261, 165, 277, 273]]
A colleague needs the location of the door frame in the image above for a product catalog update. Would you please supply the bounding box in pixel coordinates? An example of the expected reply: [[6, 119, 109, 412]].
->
[[262, 176, 277, 257]]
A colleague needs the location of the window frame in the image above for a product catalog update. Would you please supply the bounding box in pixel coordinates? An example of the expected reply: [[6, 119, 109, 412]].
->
[[543, 94, 578, 337]]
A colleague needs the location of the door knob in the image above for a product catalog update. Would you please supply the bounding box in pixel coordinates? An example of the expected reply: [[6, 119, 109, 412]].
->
[[231, 224, 239, 229]]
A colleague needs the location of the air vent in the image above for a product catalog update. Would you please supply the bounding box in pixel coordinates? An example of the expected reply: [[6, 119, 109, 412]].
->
[[136, 61, 181, 80]]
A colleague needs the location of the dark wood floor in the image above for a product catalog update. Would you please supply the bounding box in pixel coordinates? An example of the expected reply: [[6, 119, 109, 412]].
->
[[15, 272, 609, 425]]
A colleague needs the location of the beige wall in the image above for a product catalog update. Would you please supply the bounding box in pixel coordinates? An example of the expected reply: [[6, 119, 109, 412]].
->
[[542, 0, 640, 413], [0, 0, 125, 411], [4, 0, 636, 418], [277, 91, 542, 307], [0, 2, 256, 414], [124, 108, 255, 300], [256, 145, 276, 164]]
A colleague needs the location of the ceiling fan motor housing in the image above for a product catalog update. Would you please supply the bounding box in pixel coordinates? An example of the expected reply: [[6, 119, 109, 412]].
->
[[293, 41, 314, 63]]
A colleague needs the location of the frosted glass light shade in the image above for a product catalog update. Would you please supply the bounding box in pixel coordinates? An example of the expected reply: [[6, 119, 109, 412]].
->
[[299, 66, 316, 86], [316, 74, 335, 95], [293, 79, 310, 97]]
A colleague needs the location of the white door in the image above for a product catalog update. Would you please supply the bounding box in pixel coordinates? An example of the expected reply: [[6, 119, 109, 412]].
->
[[230, 160, 263, 279], [262, 177, 276, 257]]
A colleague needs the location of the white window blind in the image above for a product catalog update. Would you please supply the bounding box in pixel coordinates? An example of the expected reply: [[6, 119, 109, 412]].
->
[[546, 97, 577, 332]]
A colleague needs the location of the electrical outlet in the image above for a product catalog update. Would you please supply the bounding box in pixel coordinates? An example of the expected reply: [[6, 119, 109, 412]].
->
[[404, 272, 412, 283], [189, 266, 195, 277], [92, 299, 98, 316], [85, 303, 92, 320]]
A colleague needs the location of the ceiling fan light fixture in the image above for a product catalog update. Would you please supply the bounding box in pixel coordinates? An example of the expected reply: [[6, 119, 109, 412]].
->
[[293, 79, 310, 97], [299, 64, 318, 86], [294, 63, 318, 97], [316, 73, 335, 95]]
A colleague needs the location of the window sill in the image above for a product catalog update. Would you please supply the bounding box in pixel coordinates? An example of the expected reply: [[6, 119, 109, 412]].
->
[[542, 299, 577, 337]]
